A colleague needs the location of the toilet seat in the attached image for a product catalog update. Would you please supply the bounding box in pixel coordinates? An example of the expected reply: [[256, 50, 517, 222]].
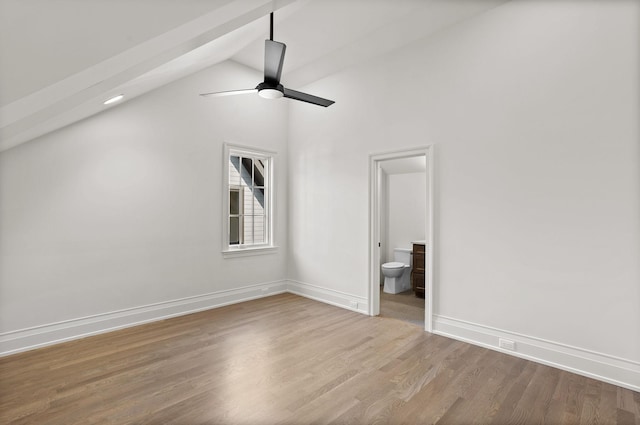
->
[[382, 261, 405, 269]]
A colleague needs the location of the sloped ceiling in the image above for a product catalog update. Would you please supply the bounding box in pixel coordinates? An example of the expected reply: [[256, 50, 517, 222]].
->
[[0, 0, 506, 152]]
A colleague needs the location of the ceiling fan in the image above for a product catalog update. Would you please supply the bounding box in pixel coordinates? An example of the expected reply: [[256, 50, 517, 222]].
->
[[200, 12, 334, 107]]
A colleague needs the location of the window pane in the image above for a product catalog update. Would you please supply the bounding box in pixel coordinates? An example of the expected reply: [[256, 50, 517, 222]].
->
[[240, 157, 252, 187], [229, 156, 241, 186], [229, 189, 240, 215], [252, 188, 265, 214], [243, 186, 253, 216], [244, 215, 254, 245], [253, 158, 266, 187], [229, 216, 241, 245], [253, 215, 265, 244]]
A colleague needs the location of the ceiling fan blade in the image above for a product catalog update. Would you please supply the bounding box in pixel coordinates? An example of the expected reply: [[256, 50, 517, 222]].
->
[[264, 40, 286, 85], [199, 88, 257, 97], [283, 88, 335, 107]]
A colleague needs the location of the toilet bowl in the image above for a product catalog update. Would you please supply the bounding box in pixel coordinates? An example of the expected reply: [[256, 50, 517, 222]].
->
[[381, 248, 412, 294]]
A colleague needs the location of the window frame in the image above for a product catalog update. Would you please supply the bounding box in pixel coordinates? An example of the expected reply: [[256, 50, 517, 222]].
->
[[222, 143, 277, 257]]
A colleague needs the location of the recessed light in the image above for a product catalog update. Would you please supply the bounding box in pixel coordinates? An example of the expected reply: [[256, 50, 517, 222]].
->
[[103, 94, 124, 105]]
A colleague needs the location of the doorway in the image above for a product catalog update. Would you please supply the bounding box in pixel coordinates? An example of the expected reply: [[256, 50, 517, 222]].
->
[[369, 147, 434, 331]]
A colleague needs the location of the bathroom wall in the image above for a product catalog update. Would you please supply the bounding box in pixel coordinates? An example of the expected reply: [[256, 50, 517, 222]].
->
[[288, 0, 639, 388], [0, 61, 289, 349], [385, 172, 427, 264]]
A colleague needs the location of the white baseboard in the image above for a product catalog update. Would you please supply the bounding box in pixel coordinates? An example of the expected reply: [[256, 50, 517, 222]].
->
[[433, 314, 640, 392], [4, 281, 637, 393], [286, 279, 369, 315], [0, 280, 287, 357]]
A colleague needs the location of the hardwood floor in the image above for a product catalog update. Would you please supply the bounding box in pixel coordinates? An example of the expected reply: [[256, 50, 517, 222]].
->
[[1, 293, 638, 424], [380, 288, 425, 327]]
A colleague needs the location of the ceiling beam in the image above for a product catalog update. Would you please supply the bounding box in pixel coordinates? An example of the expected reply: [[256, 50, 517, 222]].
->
[[0, 0, 297, 152]]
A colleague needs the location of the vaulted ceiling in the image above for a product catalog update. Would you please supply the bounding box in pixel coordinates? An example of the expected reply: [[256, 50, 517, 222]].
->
[[0, 0, 506, 151]]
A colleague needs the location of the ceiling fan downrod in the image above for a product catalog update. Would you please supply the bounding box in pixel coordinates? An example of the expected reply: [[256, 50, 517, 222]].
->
[[270, 12, 274, 41]]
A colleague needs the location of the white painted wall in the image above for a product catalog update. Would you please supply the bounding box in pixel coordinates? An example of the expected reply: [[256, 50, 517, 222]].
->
[[385, 172, 426, 263], [0, 61, 289, 333], [1, 0, 638, 389], [288, 0, 639, 368]]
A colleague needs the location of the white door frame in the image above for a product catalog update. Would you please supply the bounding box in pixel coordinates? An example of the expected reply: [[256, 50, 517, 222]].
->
[[368, 146, 434, 332]]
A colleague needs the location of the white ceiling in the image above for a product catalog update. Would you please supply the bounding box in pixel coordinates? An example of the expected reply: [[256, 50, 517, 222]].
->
[[0, 0, 507, 151]]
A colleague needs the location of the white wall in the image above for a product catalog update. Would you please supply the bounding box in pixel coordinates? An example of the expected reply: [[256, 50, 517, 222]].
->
[[1, 0, 638, 390], [0, 61, 289, 336], [385, 172, 426, 263], [288, 0, 639, 386]]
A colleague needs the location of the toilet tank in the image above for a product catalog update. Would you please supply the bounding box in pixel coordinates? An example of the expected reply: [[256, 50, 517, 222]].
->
[[393, 248, 412, 266]]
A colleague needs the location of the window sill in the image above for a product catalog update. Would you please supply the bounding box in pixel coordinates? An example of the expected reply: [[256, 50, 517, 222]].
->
[[222, 246, 278, 259]]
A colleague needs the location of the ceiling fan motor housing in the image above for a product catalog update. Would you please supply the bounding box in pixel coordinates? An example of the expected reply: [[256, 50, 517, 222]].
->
[[256, 82, 284, 99]]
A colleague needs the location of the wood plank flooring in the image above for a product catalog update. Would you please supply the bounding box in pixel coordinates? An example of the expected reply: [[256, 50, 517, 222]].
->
[[1, 293, 638, 424], [380, 288, 425, 327]]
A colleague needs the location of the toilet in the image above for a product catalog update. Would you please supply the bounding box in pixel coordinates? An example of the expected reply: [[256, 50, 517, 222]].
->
[[381, 248, 412, 294]]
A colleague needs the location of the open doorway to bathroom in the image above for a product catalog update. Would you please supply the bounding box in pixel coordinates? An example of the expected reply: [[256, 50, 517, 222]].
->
[[369, 147, 433, 331]]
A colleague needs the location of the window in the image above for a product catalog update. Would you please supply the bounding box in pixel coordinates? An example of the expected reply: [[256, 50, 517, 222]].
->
[[223, 144, 275, 255]]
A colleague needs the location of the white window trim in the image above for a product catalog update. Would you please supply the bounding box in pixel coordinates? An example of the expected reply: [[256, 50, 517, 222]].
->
[[222, 143, 277, 257]]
